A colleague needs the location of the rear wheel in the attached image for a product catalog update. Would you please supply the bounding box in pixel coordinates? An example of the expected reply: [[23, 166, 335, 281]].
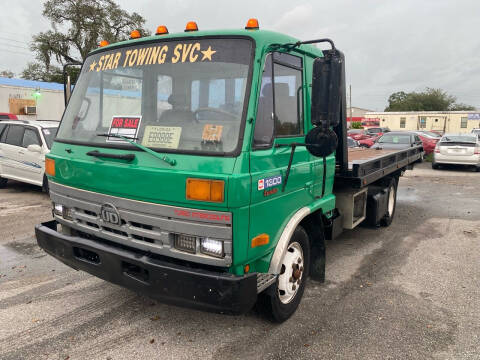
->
[[0, 176, 7, 188], [381, 177, 397, 227], [258, 226, 310, 323], [432, 162, 439, 170]]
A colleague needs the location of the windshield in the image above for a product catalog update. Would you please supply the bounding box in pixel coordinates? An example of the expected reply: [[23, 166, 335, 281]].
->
[[378, 134, 411, 144], [42, 127, 57, 149], [441, 135, 477, 143], [56, 38, 253, 154]]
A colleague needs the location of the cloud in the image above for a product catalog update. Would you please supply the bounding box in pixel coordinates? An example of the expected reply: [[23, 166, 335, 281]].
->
[[1, 0, 479, 110]]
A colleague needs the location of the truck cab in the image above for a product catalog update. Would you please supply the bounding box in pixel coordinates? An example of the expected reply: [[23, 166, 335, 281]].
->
[[36, 20, 422, 322]]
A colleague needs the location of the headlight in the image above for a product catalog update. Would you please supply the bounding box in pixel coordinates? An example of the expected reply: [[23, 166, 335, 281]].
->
[[53, 203, 63, 216], [200, 238, 224, 258], [52, 203, 72, 220]]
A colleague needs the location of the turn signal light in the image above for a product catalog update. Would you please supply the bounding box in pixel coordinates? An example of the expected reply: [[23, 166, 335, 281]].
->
[[99, 40, 109, 47], [245, 18, 259, 30], [186, 178, 224, 202], [130, 29, 141, 39], [251, 233, 269, 248], [45, 158, 55, 177], [156, 25, 169, 35], [185, 21, 198, 32]]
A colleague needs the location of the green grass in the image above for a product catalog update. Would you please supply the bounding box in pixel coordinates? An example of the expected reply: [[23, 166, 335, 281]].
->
[[424, 153, 433, 162]]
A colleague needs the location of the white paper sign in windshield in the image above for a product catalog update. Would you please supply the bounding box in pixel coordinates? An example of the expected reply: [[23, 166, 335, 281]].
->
[[142, 126, 182, 149]]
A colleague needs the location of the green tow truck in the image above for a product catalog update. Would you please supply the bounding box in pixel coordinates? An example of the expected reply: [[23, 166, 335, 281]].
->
[[35, 19, 423, 322]]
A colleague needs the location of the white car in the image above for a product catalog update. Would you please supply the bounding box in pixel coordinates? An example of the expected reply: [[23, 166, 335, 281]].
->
[[432, 133, 480, 171], [0, 120, 59, 191]]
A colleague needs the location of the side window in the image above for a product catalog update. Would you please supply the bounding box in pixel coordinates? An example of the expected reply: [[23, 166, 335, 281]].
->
[[253, 55, 274, 148], [22, 128, 41, 148], [414, 135, 421, 143], [273, 61, 303, 136], [5, 125, 24, 146]]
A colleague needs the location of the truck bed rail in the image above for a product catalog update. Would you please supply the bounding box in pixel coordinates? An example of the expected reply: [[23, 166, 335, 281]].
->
[[335, 146, 423, 188]]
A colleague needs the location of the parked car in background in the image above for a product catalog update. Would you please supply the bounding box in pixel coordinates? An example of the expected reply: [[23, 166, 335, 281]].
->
[[411, 131, 440, 155], [0, 120, 59, 191], [471, 128, 480, 137], [371, 131, 423, 151], [347, 137, 360, 148], [365, 127, 390, 137], [347, 129, 371, 140], [0, 113, 18, 120], [432, 134, 480, 171], [357, 135, 380, 148]]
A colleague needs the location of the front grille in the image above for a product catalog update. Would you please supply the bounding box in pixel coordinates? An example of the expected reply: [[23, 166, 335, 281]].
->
[[49, 182, 233, 267]]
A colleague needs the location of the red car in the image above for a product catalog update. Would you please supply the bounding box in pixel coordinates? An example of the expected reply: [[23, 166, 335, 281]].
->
[[412, 131, 440, 155], [357, 135, 380, 148], [0, 113, 18, 120], [347, 129, 371, 140]]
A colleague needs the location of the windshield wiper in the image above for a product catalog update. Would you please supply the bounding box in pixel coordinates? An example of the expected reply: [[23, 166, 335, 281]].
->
[[96, 133, 176, 166]]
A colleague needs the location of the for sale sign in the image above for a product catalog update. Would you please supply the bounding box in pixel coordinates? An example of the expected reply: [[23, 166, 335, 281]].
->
[[107, 116, 141, 142]]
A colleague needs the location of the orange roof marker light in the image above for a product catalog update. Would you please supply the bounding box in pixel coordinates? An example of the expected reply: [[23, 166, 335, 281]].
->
[[99, 40, 110, 47], [156, 25, 169, 35], [130, 29, 141, 39], [185, 21, 198, 32], [245, 18, 259, 30]]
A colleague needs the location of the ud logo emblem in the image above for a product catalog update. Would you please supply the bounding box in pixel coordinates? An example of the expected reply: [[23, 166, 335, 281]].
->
[[100, 203, 121, 225]]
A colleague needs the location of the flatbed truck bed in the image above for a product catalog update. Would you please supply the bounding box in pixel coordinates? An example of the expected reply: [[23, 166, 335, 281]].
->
[[335, 146, 423, 188]]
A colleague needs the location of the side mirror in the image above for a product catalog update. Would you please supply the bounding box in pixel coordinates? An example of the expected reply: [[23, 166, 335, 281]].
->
[[311, 50, 345, 129], [27, 144, 42, 153], [305, 127, 338, 157]]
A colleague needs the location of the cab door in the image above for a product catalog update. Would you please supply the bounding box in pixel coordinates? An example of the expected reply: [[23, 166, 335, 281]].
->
[[248, 52, 322, 258]]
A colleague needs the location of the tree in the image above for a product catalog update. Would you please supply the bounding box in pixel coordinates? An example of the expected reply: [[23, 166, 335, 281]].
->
[[23, 0, 149, 83], [0, 70, 14, 78], [385, 88, 475, 111]]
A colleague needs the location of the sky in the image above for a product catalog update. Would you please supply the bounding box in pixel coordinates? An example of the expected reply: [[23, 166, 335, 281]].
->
[[1, 0, 479, 111]]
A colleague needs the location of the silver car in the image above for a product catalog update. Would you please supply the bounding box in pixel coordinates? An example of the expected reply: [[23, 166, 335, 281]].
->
[[432, 133, 480, 171]]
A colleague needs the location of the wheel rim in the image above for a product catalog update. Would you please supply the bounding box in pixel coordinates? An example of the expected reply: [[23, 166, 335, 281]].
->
[[278, 242, 304, 304], [387, 185, 395, 216]]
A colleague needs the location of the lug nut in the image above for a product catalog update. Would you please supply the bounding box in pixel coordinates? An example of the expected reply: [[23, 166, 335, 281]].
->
[[298, 258, 302, 264], [292, 284, 296, 291]]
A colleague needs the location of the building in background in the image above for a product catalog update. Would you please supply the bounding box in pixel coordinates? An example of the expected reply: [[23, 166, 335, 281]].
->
[[346, 106, 375, 128], [0, 77, 65, 121], [364, 111, 480, 134]]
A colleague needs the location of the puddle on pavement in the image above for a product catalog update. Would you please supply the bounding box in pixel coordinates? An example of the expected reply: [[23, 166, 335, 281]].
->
[[0, 244, 23, 268], [397, 187, 419, 202], [0, 241, 42, 269]]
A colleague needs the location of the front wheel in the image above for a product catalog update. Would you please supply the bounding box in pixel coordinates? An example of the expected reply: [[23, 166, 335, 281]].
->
[[257, 226, 310, 322]]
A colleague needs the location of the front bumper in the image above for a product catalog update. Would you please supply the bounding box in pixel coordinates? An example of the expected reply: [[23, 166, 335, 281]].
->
[[36, 220, 257, 315]]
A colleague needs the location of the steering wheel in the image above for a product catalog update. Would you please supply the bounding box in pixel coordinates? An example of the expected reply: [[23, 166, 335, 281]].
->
[[194, 107, 238, 121]]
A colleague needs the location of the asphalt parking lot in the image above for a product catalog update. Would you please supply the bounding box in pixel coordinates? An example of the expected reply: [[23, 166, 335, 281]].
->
[[0, 163, 479, 360]]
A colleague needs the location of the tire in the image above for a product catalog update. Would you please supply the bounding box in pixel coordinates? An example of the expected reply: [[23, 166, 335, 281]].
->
[[0, 176, 7, 188], [257, 226, 310, 323], [380, 177, 398, 227], [432, 162, 439, 170], [42, 175, 49, 194]]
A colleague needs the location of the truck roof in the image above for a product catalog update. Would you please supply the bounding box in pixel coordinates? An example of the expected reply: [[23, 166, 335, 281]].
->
[[90, 29, 324, 58]]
